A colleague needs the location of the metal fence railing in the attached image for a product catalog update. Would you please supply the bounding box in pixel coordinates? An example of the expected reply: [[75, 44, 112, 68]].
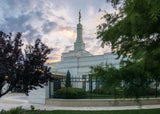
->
[[48, 77, 159, 99], [48, 77, 116, 99]]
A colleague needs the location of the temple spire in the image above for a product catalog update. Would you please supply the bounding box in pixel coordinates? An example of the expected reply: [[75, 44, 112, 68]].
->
[[74, 11, 85, 51], [79, 10, 81, 23]]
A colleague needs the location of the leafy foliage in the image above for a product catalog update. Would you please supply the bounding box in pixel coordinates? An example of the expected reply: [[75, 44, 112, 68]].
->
[[54, 87, 86, 99], [0, 32, 23, 97], [23, 39, 52, 94], [97, 0, 160, 60], [120, 61, 152, 98], [93, 88, 108, 95], [90, 62, 154, 98], [90, 65, 121, 96], [0, 106, 43, 114], [0, 31, 52, 97], [96, 0, 160, 98]]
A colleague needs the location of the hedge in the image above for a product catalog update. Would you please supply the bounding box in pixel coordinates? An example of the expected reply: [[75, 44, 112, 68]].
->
[[54, 87, 86, 99]]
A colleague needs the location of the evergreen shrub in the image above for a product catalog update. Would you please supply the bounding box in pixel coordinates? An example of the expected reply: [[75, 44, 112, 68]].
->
[[93, 88, 108, 95], [54, 87, 86, 98]]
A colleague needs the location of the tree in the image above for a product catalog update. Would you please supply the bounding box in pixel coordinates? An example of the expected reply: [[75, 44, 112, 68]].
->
[[97, 0, 160, 60], [89, 62, 152, 98], [97, 0, 160, 97], [22, 39, 52, 94], [65, 70, 72, 87], [0, 31, 52, 97], [0, 31, 23, 97], [89, 65, 121, 97], [119, 61, 151, 98]]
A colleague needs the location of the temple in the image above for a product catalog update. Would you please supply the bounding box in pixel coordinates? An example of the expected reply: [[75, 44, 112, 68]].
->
[[49, 12, 120, 79], [28, 12, 121, 104]]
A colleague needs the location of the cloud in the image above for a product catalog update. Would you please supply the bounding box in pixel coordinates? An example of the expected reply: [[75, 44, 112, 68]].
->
[[42, 21, 58, 34], [57, 26, 75, 31], [23, 25, 42, 42], [2, 15, 30, 32], [52, 48, 61, 53], [64, 46, 73, 52], [84, 37, 95, 41], [0, 14, 42, 42], [0, 0, 114, 63], [88, 6, 95, 16]]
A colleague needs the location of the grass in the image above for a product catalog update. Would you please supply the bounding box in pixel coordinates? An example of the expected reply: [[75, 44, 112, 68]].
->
[[1, 108, 160, 114], [41, 109, 160, 114]]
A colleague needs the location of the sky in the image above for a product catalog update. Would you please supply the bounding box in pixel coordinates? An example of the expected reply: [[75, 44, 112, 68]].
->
[[0, 0, 114, 63]]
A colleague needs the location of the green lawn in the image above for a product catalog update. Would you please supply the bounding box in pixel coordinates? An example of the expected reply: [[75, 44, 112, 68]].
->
[[41, 109, 160, 114], [2, 108, 160, 114]]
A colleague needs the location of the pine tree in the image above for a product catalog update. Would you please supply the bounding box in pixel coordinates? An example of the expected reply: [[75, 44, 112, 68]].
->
[[65, 70, 72, 87]]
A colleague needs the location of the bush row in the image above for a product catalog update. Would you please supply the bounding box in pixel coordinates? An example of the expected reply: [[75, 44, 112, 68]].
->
[[93, 88, 160, 96], [54, 87, 86, 99], [54, 87, 160, 99]]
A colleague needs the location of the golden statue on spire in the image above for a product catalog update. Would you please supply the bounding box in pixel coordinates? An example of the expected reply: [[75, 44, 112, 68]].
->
[[79, 10, 81, 23]]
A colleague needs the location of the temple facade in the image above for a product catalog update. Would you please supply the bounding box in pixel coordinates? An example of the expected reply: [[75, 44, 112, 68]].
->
[[48, 21, 121, 80]]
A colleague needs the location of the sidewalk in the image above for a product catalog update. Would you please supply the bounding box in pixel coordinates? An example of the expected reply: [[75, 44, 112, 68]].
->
[[1, 93, 160, 111]]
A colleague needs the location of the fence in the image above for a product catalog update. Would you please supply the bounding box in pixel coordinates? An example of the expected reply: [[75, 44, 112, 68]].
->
[[48, 77, 116, 99], [48, 76, 160, 99]]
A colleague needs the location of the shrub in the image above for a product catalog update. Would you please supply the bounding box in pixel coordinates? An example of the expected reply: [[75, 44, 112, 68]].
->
[[54, 87, 86, 99], [93, 88, 126, 96], [0, 106, 40, 114], [93, 88, 108, 95], [124, 88, 160, 97], [146, 88, 160, 96], [7, 106, 25, 114]]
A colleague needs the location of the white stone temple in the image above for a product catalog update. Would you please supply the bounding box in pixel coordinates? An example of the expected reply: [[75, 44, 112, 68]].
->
[[29, 13, 121, 104], [49, 16, 120, 79]]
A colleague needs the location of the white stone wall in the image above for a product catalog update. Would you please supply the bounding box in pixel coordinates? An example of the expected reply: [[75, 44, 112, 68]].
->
[[28, 85, 49, 104], [51, 52, 120, 78]]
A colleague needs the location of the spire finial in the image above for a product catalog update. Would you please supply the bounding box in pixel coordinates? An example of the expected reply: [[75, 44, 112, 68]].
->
[[79, 10, 81, 23]]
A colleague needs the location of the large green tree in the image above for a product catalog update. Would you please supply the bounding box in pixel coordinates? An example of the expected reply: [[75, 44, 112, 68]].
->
[[97, 1, 160, 78], [96, 0, 160, 97], [97, 0, 160, 59]]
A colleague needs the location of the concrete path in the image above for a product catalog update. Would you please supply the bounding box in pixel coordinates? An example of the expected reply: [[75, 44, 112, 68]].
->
[[1, 93, 160, 111]]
